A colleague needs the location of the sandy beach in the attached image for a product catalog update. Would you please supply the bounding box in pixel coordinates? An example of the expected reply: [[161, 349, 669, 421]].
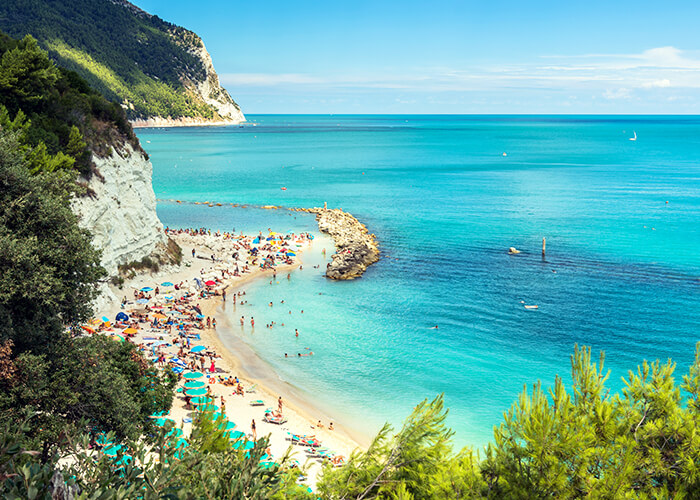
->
[[97, 228, 365, 488]]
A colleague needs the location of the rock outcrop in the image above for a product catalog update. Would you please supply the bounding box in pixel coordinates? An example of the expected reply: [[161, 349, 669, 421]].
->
[[302, 208, 380, 280], [71, 144, 166, 276]]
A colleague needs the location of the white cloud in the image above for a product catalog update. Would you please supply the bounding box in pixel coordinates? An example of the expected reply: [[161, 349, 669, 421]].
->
[[641, 79, 672, 88], [219, 73, 324, 86]]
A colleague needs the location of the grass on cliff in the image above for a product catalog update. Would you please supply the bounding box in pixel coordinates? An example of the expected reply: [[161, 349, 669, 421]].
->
[[0, 0, 230, 120]]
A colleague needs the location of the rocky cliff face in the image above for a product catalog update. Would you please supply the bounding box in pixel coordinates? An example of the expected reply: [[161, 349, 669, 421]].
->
[[71, 144, 166, 276]]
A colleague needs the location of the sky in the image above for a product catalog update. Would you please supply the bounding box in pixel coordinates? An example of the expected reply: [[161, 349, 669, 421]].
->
[[134, 0, 700, 114]]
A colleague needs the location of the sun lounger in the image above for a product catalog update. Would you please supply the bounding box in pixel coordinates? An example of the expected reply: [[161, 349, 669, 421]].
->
[[250, 399, 264, 406]]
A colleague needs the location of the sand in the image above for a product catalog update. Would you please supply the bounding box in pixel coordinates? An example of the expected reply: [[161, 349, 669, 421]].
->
[[99, 230, 365, 488]]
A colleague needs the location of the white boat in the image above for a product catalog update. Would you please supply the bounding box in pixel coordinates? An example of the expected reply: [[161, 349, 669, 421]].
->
[[629, 131, 637, 141]]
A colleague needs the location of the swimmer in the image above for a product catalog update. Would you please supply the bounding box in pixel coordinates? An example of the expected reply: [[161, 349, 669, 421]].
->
[[430, 325, 438, 329]]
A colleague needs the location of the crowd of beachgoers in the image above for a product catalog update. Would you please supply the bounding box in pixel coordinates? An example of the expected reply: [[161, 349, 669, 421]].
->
[[76, 228, 357, 488]]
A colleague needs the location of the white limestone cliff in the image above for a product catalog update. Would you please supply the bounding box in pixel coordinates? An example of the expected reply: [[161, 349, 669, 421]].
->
[[71, 144, 166, 277]]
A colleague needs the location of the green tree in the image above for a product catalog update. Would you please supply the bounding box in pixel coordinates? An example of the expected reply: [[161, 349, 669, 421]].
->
[[0, 130, 103, 353]]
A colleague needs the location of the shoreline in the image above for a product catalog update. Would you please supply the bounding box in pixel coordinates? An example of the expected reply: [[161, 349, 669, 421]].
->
[[101, 230, 367, 486]]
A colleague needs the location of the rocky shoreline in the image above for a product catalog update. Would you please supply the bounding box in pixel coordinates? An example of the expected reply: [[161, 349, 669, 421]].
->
[[296, 207, 380, 280]]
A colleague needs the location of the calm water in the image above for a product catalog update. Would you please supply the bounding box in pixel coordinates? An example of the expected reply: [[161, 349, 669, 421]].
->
[[138, 115, 700, 448]]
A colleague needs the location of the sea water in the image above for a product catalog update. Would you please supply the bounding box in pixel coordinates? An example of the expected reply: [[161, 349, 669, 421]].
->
[[138, 115, 700, 448]]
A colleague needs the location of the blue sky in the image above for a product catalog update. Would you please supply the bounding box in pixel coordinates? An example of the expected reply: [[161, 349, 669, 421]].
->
[[135, 0, 700, 114]]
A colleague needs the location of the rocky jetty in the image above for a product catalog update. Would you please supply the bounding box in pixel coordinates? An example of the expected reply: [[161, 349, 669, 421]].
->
[[297, 208, 380, 280]]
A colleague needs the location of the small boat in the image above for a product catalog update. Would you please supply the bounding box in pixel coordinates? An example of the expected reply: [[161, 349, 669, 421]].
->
[[281, 187, 287, 191], [502, 152, 507, 157], [629, 131, 637, 141], [524, 305, 539, 310]]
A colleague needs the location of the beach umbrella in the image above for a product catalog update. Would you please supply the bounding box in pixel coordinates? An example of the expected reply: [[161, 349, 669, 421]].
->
[[190, 345, 206, 353], [164, 295, 174, 301], [204, 280, 216, 287], [252, 237, 260, 244], [229, 431, 245, 441], [183, 371, 204, 379], [211, 412, 227, 421], [103, 444, 122, 456], [218, 421, 237, 431], [190, 396, 213, 405], [197, 404, 219, 412], [153, 417, 176, 427], [186, 388, 207, 396], [140, 287, 153, 292], [81, 325, 96, 334], [95, 434, 113, 447], [149, 411, 169, 418], [151, 313, 167, 320], [123, 327, 138, 334], [166, 427, 183, 438], [196, 314, 205, 319], [112, 454, 133, 467], [115, 312, 128, 322], [161, 282, 174, 287], [136, 298, 149, 304], [111, 334, 125, 342], [184, 380, 205, 389], [286, 252, 296, 257], [232, 439, 255, 450], [101, 316, 110, 322]]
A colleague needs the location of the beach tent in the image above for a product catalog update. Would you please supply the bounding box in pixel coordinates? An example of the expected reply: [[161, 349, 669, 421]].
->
[[115, 312, 129, 322]]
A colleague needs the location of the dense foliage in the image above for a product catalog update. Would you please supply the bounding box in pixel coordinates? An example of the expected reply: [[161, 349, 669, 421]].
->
[[0, 128, 175, 451], [318, 345, 700, 499], [0, 32, 140, 175], [0, 0, 227, 120], [0, 412, 308, 499]]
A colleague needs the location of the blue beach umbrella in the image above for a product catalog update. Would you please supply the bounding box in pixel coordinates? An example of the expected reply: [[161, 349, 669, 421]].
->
[[161, 282, 174, 286], [232, 439, 255, 450], [228, 431, 245, 441], [197, 404, 219, 412], [164, 295, 174, 301], [190, 396, 213, 405], [115, 312, 128, 322], [103, 444, 122, 456], [186, 388, 207, 396], [140, 287, 153, 292], [252, 237, 260, 244], [183, 371, 204, 379], [101, 316, 110, 322], [219, 421, 237, 432], [166, 427, 183, 438], [286, 252, 296, 257], [184, 380, 205, 389], [136, 298, 148, 304], [190, 345, 206, 353], [153, 418, 176, 427]]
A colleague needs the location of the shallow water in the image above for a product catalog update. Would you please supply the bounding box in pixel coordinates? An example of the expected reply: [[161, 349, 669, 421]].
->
[[138, 115, 700, 448]]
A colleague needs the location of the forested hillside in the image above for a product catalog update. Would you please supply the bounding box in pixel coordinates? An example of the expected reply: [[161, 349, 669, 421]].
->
[[0, 0, 242, 122]]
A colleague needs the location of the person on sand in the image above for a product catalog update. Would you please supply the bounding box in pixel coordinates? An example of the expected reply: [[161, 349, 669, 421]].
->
[[192, 249, 195, 258], [251, 419, 257, 441], [206, 317, 211, 328], [316, 420, 324, 429], [210, 359, 216, 373], [212, 318, 216, 329], [278, 396, 283, 414], [240, 316, 244, 326], [329, 422, 334, 431]]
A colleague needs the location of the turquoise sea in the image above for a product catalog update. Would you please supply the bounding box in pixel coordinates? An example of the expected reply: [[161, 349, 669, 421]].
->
[[137, 115, 700, 448]]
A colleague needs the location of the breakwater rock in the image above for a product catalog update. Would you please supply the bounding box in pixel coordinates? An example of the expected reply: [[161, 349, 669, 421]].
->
[[296, 208, 380, 280]]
